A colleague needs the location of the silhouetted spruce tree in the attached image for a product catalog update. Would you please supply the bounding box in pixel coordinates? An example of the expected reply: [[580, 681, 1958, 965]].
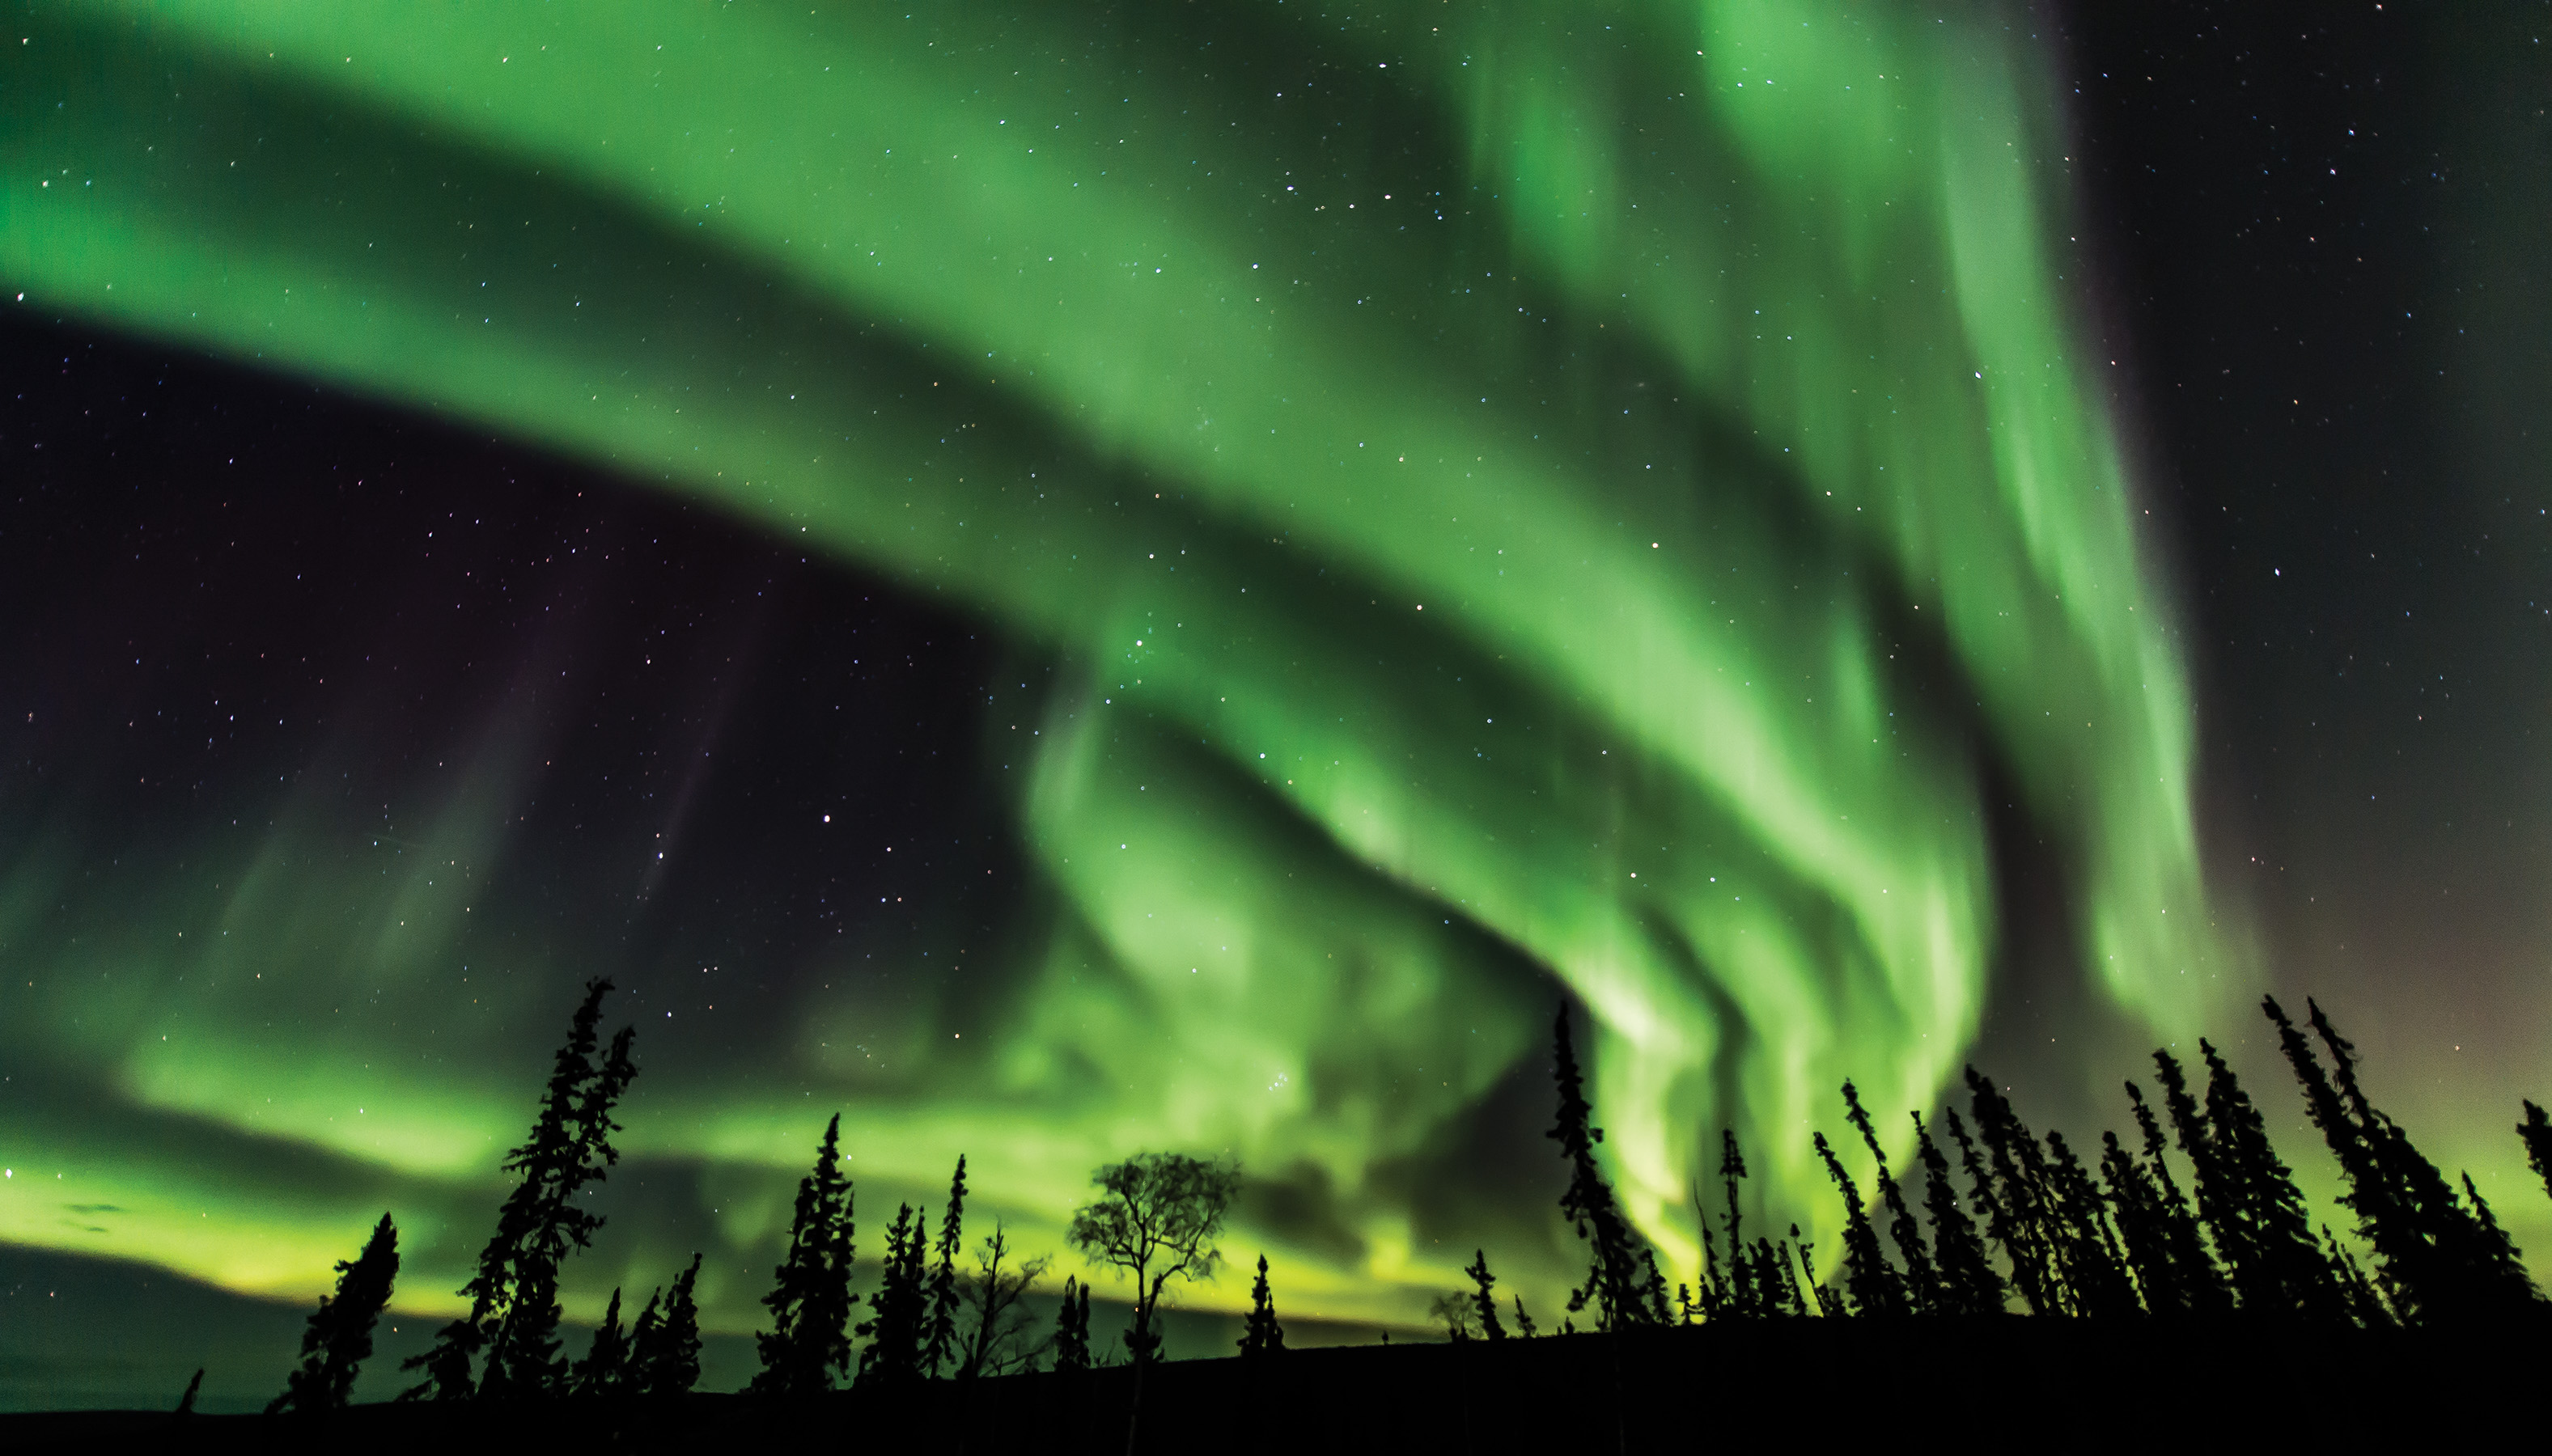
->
[[269, 1212, 401, 1414], [2042, 1130, 2140, 1318], [1235, 1254, 1286, 1356], [2151, 1046, 2257, 1308], [2125, 1080, 2232, 1315], [627, 1254, 705, 1398], [857, 1203, 931, 1386], [2101, 1131, 2187, 1317], [1911, 1111, 2003, 1316], [2195, 1038, 2349, 1320], [1961, 1069, 2064, 1315], [1842, 1082, 1939, 1314], [1791, 1226, 1844, 1318], [923, 1155, 968, 1378], [1812, 1131, 1902, 1317], [570, 1289, 630, 1396], [2323, 1226, 2393, 1328], [1716, 1129, 1761, 1318], [176, 1369, 202, 1416], [1463, 1250, 1507, 1340], [1689, 1180, 1727, 1320], [749, 1114, 858, 1396], [2270, 997, 2539, 1321], [2523, 1102, 2552, 1206], [1511, 1293, 1540, 1337], [1050, 1276, 1093, 1371], [401, 978, 639, 1400], [1545, 1004, 1667, 1328], [2461, 1173, 2534, 1306]]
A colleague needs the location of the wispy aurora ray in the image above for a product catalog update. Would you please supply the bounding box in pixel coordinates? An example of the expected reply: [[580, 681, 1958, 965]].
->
[[1, 1, 2238, 1321]]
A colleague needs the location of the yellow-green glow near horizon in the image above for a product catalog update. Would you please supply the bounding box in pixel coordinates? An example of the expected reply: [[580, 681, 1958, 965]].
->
[[0, 2, 2239, 1331]]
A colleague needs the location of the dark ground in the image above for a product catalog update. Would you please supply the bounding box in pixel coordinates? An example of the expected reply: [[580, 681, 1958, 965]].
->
[[3, 1317, 2539, 1454]]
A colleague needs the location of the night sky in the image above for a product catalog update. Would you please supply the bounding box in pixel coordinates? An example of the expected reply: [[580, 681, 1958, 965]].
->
[[2, 1, 2546, 1412]]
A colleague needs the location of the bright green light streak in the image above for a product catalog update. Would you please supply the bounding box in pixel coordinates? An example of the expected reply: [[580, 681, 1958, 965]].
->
[[0, 1, 2240, 1326]]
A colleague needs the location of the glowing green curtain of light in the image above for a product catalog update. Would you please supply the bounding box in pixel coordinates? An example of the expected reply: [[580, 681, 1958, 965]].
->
[[0, 0, 2236, 1325]]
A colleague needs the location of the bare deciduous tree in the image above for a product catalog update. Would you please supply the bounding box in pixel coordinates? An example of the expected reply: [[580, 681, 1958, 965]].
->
[[1066, 1153, 1240, 1365]]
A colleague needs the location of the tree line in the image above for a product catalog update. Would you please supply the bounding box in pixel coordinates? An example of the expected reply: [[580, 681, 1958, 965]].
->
[[256, 981, 2552, 1415]]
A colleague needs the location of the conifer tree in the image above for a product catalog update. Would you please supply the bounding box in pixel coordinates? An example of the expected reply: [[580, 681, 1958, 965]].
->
[[2321, 1227, 2392, 1328], [857, 1203, 931, 1386], [1812, 1131, 1902, 1317], [2270, 997, 2539, 1321], [1050, 1276, 1093, 1371], [923, 1155, 968, 1378], [1545, 1005, 1664, 1329], [1791, 1226, 1844, 1318], [1961, 1069, 2064, 1314], [570, 1289, 630, 1397], [1462, 1250, 1507, 1340], [269, 1213, 401, 1414], [2124, 1081, 2231, 1314], [1843, 1082, 1939, 1314], [2194, 1038, 2347, 1320], [1510, 1293, 1539, 1338], [2041, 1129, 2139, 1318], [401, 979, 639, 1400], [176, 1369, 202, 1416], [2151, 1045, 2256, 1310], [628, 1255, 705, 1398], [1911, 1111, 2003, 1316], [1716, 1130, 1761, 1318], [2523, 1102, 2552, 1207], [1236, 1254, 1287, 1356], [2100, 1131, 2186, 1316], [749, 1114, 858, 1396]]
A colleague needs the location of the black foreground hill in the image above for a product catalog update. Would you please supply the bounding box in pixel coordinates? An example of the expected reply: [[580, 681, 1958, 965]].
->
[[6, 1314, 2539, 1453]]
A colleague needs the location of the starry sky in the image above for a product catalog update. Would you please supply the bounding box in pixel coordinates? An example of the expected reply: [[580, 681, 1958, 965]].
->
[[1, 0, 2546, 1411]]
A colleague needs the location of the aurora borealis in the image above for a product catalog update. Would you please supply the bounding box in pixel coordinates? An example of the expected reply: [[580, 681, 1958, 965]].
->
[[3, 0, 2548, 1408]]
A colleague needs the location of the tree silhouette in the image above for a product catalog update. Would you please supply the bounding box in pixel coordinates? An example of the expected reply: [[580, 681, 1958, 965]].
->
[[2124, 1081, 2231, 1314], [1962, 1069, 2066, 1314], [1239, 1254, 1287, 1356], [2193, 1038, 2348, 1320], [2041, 1129, 2139, 1318], [1462, 1250, 1507, 1340], [570, 1288, 630, 1397], [269, 1212, 400, 1414], [857, 1203, 931, 1386], [1510, 1293, 1540, 1337], [1427, 1289, 1480, 1340], [1812, 1130, 1903, 1317], [1715, 1129, 1760, 1319], [1790, 1225, 1842, 1318], [2267, 997, 2538, 1321], [657, 1256, 704, 1395], [176, 1368, 202, 1416], [2522, 1102, 2552, 1206], [953, 1223, 1052, 1380], [1843, 1082, 1939, 1314], [1910, 1111, 2004, 1316], [749, 1114, 858, 1396], [2101, 1130, 2191, 1317], [627, 1254, 704, 1398], [1050, 1276, 1094, 1372], [1545, 1005, 1667, 1329], [401, 978, 638, 1400], [923, 1155, 969, 1378], [1066, 1152, 1240, 1365]]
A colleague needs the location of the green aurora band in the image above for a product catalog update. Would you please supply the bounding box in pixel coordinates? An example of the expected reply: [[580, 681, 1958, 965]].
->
[[0, 2, 2242, 1331]]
